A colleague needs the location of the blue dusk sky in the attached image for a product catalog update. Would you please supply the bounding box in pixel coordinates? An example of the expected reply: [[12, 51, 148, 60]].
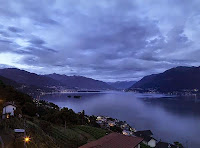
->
[[0, 0, 199, 81]]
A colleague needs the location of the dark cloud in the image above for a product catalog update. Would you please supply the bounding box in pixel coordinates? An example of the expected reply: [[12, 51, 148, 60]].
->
[[0, 0, 199, 81], [0, 39, 12, 44], [29, 38, 46, 45], [0, 30, 10, 37], [8, 26, 23, 33], [35, 18, 60, 26], [25, 46, 57, 54]]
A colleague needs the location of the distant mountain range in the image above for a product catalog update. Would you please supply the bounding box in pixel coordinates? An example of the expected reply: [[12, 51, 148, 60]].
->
[[46, 73, 113, 90], [107, 81, 136, 90], [128, 66, 200, 93], [0, 68, 113, 95], [0, 69, 57, 95], [2, 66, 200, 95], [0, 68, 62, 88]]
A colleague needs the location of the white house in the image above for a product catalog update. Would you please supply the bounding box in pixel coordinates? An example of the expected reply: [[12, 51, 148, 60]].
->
[[134, 130, 157, 147], [96, 116, 107, 122], [142, 138, 157, 147], [2, 102, 17, 119]]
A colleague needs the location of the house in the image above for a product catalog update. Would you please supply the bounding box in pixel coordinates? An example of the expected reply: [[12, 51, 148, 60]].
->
[[134, 130, 157, 147], [97, 116, 107, 122], [79, 133, 143, 148], [120, 123, 128, 129], [155, 142, 178, 148], [14, 129, 25, 139], [96, 116, 106, 125], [120, 123, 135, 131], [107, 120, 116, 127], [122, 130, 133, 136], [2, 102, 17, 119]]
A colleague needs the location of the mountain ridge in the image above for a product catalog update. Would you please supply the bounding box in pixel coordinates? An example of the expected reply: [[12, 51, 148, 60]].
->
[[0, 68, 114, 91], [46, 73, 114, 90], [128, 66, 200, 93], [0, 68, 62, 88], [107, 81, 136, 90]]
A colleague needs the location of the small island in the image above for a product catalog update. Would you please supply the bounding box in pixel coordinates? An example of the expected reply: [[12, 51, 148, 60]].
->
[[74, 95, 81, 99]]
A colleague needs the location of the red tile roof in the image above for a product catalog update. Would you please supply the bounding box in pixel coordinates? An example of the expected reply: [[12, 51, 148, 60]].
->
[[79, 133, 143, 148]]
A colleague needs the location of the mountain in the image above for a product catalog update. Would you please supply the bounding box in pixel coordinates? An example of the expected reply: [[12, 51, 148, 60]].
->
[[107, 81, 136, 90], [128, 66, 200, 93], [0, 68, 62, 88], [0, 78, 33, 114], [0, 72, 56, 96], [46, 73, 114, 90], [0, 75, 20, 88], [0, 68, 113, 91]]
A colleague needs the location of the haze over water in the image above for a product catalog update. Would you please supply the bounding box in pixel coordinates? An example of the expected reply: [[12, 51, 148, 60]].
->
[[41, 92, 200, 148]]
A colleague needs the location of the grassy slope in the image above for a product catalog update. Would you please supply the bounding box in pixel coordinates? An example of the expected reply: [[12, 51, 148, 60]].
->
[[75, 125, 109, 140], [0, 118, 108, 148], [0, 81, 108, 147]]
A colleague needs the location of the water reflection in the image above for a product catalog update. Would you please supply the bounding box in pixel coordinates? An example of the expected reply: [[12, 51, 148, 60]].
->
[[40, 92, 200, 148]]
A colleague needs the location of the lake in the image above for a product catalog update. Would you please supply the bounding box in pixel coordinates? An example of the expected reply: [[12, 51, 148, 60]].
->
[[40, 91, 200, 148]]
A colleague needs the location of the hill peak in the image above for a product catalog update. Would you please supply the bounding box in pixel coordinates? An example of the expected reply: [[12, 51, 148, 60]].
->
[[128, 66, 200, 93]]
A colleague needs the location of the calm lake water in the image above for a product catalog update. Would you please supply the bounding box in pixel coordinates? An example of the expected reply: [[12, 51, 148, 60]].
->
[[40, 92, 200, 148]]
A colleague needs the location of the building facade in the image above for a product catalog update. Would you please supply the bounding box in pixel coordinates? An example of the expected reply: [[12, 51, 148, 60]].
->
[[2, 102, 16, 119]]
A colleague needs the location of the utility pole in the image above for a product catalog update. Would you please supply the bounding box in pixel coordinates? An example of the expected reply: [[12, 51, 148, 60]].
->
[[0, 136, 4, 148], [24, 119, 26, 148]]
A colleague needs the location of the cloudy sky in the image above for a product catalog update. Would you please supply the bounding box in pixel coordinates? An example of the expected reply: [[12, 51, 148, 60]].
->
[[0, 0, 200, 82]]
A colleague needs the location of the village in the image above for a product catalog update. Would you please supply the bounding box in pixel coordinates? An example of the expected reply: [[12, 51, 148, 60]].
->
[[0, 100, 184, 148], [91, 115, 183, 148]]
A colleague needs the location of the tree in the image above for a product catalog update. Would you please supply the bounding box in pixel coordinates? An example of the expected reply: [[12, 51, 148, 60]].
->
[[174, 142, 183, 147], [39, 120, 52, 133], [22, 102, 37, 116], [88, 116, 100, 128], [110, 125, 122, 133], [14, 107, 22, 117]]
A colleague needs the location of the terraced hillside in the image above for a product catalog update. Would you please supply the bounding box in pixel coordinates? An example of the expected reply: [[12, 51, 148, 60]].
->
[[0, 118, 108, 148]]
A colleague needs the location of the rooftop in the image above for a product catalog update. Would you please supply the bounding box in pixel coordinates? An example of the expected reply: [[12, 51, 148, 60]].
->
[[134, 130, 156, 142], [134, 130, 153, 136], [79, 133, 143, 148], [14, 129, 25, 133], [155, 142, 178, 148], [3, 102, 17, 108]]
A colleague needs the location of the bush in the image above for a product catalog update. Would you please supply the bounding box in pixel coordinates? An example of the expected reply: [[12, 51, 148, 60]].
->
[[174, 141, 183, 147], [77, 125, 108, 139], [110, 125, 122, 133], [39, 120, 52, 133], [141, 143, 151, 148], [22, 102, 37, 116]]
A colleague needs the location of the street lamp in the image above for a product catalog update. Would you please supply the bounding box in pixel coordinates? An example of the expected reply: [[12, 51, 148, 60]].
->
[[24, 136, 30, 148], [24, 136, 30, 143]]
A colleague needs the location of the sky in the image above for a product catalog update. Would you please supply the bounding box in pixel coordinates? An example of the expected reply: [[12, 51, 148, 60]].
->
[[0, 0, 200, 82]]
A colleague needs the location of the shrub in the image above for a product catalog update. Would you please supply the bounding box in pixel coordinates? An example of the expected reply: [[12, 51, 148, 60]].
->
[[39, 120, 52, 133], [22, 102, 37, 117]]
